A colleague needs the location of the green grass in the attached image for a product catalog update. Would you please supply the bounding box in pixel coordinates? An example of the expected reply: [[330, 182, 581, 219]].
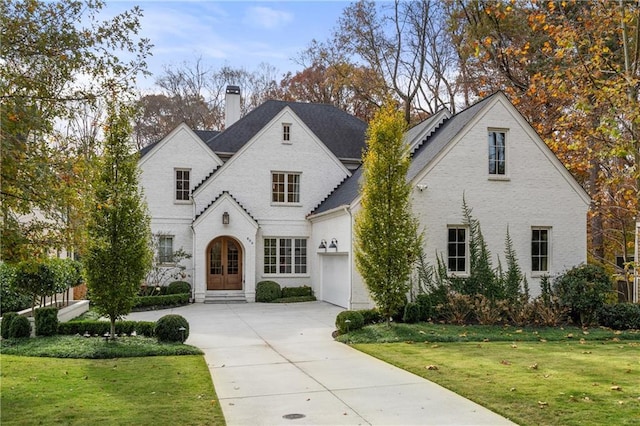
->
[[336, 322, 640, 344], [346, 324, 640, 426], [0, 335, 203, 358], [1, 354, 226, 425]]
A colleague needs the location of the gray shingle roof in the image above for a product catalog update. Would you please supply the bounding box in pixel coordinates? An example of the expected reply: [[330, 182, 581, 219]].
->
[[311, 93, 500, 216], [205, 100, 367, 160]]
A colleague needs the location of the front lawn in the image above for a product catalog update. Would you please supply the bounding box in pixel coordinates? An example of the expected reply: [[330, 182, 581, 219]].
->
[[345, 324, 640, 426], [1, 354, 226, 425]]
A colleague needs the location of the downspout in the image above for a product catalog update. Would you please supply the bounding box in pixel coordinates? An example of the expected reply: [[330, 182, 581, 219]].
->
[[190, 195, 196, 303], [347, 205, 354, 309]]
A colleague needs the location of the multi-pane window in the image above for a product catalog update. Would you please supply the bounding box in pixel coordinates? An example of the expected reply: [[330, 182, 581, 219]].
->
[[272, 172, 300, 203], [175, 169, 190, 201], [158, 236, 174, 264], [283, 123, 291, 142], [447, 227, 467, 273], [488, 131, 506, 175], [532, 228, 550, 272], [264, 238, 307, 274]]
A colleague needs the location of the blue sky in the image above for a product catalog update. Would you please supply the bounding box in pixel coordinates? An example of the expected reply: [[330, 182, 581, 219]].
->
[[102, 1, 350, 90]]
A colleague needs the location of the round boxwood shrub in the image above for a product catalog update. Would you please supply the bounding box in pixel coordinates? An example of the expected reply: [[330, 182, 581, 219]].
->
[[1, 312, 19, 339], [166, 281, 191, 295], [335, 310, 364, 334], [155, 314, 190, 343], [256, 280, 281, 302], [357, 308, 382, 325], [35, 307, 59, 336], [9, 315, 31, 338]]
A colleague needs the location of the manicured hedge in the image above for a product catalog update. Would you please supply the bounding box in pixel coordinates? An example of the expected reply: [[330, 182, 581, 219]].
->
[[133, 293, 189, 309], [166, 281, 191, 295], [1, 312, 19, 339], [58, 320, 156, 337], [34, 307, 59, 336], [281, 286, 313, 298], [272, 295, 316, 303]]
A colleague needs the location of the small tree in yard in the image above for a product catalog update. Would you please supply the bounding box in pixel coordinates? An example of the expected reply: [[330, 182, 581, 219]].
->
[[84, 100, 152, 339], [354, 102, 422, 325]]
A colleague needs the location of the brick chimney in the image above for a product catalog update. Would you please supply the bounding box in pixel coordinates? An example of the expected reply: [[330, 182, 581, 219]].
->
[[225, 85, 241, 129]]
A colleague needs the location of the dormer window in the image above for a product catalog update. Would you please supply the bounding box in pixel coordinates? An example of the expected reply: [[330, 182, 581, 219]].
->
[[282, 123, 291, 143], [488, 130, 506, 176]]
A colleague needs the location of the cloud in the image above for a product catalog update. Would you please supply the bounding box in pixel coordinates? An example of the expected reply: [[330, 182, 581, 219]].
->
[[242, 6, 293, 30]]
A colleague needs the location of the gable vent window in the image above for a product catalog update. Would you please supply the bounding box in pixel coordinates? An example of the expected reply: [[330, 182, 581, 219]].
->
[[488, 131, 507, 176], [175, 169, 190, 202], [282, 123, 291, 143]]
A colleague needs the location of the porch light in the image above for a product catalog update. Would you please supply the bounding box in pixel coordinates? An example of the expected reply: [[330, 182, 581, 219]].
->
[[318, 239, 327, 251], [222, 211, 230, 225], [329, 238, 338, 251]]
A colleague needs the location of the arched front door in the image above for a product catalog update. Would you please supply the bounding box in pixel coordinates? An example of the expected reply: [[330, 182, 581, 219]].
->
[[207, 237, 243, 290]]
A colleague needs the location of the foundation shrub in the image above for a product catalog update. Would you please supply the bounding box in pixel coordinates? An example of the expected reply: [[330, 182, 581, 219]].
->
[[473, 295, 508, 325], [281, 286, 312, 298], [438, 293, 474, 325], [166, 281, 191, 295], [272, 296, 316, 303], [357, 308, 383, 325], [597, 303, 640, 330], [335, 310, 364, 334], [553, 264, 612, 326], [1, 312, 19, 339], [34, 307, 59, 336], [155, 314, 189, 343], [134, 293, 189, 309], [256, 281, 281, 302], [415, 293, 436, 321], [9, 315, 31, 338], [402, 302, 422, 324]]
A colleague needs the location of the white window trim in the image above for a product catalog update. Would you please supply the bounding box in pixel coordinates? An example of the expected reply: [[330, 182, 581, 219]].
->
[[174, 168, 192, 204], [447, 225, 469, 277], [271, 171, 302, 206], [282, 123, 292, 144], [488, 128, 510, 181], [531, 226, 552, 277], [158, 235, 175, 265], [263, 237, 309, 277]]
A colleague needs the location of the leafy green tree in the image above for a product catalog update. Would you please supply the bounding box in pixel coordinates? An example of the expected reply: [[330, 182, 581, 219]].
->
[[1, 0, 151, 261], [84, 101, 152, 339], [354, 102, 422, 325]]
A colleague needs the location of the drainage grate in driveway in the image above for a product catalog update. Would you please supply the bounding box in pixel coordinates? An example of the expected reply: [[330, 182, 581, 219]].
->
[[282, 413, 306, 420]]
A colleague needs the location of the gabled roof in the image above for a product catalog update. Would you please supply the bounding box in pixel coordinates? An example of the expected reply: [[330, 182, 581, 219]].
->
[[310, 93, 500, 216], [139, 128, 221, 158], [204, 100, 367, 160]]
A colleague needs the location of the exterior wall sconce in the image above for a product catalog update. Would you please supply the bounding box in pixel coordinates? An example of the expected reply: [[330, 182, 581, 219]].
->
[[329, 238, 338, 251], [222, 211, 230, 225], [318, 239, 327, 251]]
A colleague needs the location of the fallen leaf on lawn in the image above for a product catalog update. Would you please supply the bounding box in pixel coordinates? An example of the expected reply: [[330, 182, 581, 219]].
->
[[582, 330, 589, 335], [618, 401, 624, 405], [500, 360, 511, 365], [483, 338, 490, 342], [544, 374, 551, 378], [510, 387, 517, 392], [566, 333, 574, 338], [583, 396, 590, 401], [431, 344, 440, 348], [539, 339, 547, 343], [530, 363, 538, 370], [418, 330, 426, 334], [511, 344, 518, 349], [211, 400, 216, 405], [405, 341, 414, 344], [459, 332, 467, 337], [614, 330, 622, 335], [579, 338, 586, 344], [538, 401, 548, 407], [582, 351, 592, 354], [426, 365, 439, 370], [516, 329, 523, 333], [612, 337, 620, 342], [611, 385, 622, 391]]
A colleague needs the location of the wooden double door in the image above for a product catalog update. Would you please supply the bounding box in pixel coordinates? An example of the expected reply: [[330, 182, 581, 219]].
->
[[207, 237, 242, 290]]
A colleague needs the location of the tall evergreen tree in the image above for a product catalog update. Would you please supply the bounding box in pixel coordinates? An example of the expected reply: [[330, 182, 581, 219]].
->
[[354, 102, 422, 325], [84, 100, 152, 339]]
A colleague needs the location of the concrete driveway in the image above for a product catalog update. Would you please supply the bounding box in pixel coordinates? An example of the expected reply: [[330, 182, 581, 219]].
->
[[127, 302, 515, 426]]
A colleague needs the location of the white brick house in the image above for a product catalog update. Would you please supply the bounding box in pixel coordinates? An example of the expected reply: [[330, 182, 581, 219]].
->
[[139, 89, 590, 308]]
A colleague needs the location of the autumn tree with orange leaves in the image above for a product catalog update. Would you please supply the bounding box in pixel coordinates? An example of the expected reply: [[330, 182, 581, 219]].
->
[[449, 0, 639, 275]]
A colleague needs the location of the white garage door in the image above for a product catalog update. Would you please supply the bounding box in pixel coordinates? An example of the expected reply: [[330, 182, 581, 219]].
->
[[321, 254, 349, 308]]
